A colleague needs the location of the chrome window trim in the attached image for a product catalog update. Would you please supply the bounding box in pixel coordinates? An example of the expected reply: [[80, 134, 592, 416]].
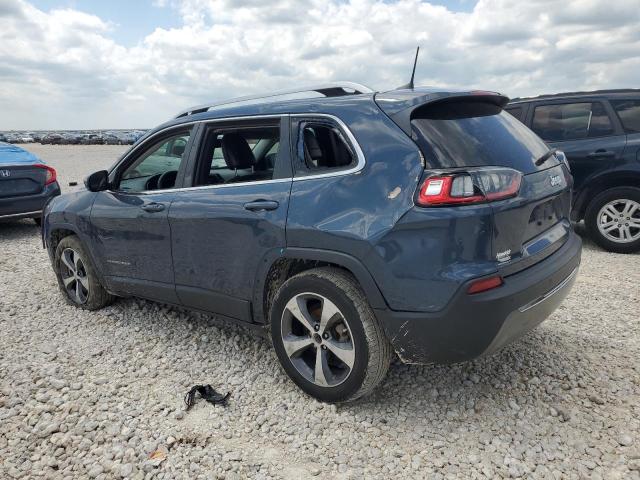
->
[[108, 113, 366, 195], [291, 113, 365, 181], [108, 120, 202, 176]]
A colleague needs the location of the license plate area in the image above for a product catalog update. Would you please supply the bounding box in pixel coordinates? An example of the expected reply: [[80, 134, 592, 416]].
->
[[526, 196, 565, 241], [0, 178, 41, 197]]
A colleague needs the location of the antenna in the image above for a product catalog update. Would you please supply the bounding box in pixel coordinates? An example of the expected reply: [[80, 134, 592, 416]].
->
[[397, 46, 420, 90]]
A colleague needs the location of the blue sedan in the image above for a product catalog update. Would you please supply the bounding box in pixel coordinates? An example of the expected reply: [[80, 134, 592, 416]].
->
[[0, 142, 60, 224]]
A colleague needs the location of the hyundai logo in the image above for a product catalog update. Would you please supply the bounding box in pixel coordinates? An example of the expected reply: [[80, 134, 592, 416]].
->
[[0, 169, 11, 178]]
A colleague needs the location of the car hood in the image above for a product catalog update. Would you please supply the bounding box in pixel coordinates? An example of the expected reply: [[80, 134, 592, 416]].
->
[[0, 142, 43, 165]]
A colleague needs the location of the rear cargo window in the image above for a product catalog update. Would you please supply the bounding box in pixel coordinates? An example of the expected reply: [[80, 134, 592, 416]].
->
[[611, 99, 640, 133], [299, 123, 356, 171], [411, 100, 550, 171]]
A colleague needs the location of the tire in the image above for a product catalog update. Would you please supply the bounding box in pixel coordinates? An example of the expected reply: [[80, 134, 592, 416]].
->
[[54, 235, 115, 310], [270, 267, 392, 403], [585, 186, 640, 254]]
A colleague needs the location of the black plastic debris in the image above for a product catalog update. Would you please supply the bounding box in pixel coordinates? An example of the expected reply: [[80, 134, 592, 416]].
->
[[184, 384, 230, 411]]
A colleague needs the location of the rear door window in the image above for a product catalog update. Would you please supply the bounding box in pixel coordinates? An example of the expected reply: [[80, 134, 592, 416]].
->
[[610, 99, 640, 133], [531, 102, 614, 141], [410, 100, 551, 173]]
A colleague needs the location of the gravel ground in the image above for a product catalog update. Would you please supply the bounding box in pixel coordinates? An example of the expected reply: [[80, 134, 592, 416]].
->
[[1, 145, 639, 479]]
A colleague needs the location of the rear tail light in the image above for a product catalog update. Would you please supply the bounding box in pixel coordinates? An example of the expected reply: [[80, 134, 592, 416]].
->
[[417, 167, 521, 207], [35, 164, 57, 185], [467, 275, 503, 294]]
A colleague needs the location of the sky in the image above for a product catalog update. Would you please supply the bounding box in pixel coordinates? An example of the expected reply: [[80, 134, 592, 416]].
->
[[0, 0, 638, 130]]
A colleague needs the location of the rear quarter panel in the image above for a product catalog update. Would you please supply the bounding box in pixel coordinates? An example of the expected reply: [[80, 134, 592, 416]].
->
[[362, 204, 495, 312], [286, 102, 423, 263]]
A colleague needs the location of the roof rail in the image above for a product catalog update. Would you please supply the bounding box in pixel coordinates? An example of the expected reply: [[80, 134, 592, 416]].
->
[[510, 88, 640, 102], [175, 82, 375, 118]]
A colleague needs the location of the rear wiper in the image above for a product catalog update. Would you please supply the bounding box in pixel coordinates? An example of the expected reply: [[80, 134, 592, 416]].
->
[[535, 149, 557, 167]]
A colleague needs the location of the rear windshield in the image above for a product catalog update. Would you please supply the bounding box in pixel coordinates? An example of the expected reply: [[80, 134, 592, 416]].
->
[[411, 101, 552, 172]]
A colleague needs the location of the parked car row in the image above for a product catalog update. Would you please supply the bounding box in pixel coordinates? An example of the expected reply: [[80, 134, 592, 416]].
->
[[0, 130, 146, 145], [0, 133, 37, 143]]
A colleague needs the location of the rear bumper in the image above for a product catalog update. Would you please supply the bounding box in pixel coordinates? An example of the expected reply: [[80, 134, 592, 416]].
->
[[375, 231, 582, 364], [0, 182, 61, 220]]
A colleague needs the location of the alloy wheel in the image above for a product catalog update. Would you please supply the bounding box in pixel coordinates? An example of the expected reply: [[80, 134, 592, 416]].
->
[[280, 293, 355, 387], [60, 248, 89, 304], [597, 199, 640, 244]]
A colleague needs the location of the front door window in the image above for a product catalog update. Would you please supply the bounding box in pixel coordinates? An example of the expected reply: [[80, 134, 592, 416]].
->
[[118, 133, 191, 192]]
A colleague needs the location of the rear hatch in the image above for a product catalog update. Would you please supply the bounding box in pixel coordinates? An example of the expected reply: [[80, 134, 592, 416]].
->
[[379, 92, 573, 273], [0, 164, 48, 198]]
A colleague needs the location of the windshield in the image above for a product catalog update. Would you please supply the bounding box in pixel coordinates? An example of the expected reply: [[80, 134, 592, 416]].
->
[[411, 101, 553, 173]]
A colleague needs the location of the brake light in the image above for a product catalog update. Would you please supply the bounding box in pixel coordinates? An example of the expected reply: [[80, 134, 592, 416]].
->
[[35, 164, 57, 185], [416, 168, 521, 207], [418, 175, 484, 205], [467, 275, 503, 294]]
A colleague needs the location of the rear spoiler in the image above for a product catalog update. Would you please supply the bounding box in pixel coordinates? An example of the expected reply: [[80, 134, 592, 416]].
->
[[374, 90, 510, 136]]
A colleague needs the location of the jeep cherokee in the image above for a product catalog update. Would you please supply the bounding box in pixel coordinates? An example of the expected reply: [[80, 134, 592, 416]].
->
[[43, 82, 582, 402]]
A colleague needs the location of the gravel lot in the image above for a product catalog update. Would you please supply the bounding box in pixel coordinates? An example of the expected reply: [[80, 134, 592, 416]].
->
[[1, 145, 639, 479]]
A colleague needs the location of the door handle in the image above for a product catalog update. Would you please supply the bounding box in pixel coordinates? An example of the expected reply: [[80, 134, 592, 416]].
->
[[141, 202, 165, 212], [587, 150, 615, 158], [243, 200, 279, 211]]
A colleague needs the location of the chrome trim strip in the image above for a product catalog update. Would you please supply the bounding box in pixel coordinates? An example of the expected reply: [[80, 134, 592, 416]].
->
[[110, 118, 210, 174], [110, 113, 366, 195], [518, 267, 578, 313], [0, 210, 41, 219], [128, 177, 293, 195]]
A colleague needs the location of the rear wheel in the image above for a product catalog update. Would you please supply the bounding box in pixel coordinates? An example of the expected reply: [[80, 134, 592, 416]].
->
[[54, 235, 115, 310], [585, 187, 640, 253], [270, 267, 392, 403]]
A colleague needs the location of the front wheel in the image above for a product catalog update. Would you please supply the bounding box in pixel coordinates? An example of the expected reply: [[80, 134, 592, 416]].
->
[[585, 187, 640, 254], [54, 235, 115, 310], [270, 267, 392, 403]]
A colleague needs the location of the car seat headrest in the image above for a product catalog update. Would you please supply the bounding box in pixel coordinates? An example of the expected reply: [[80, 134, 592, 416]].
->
[[303, 128, 323, 166], [221, 133, 254, 170]]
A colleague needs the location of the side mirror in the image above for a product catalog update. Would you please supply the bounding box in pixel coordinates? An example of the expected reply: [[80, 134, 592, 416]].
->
[[84, 170, 109, 192]]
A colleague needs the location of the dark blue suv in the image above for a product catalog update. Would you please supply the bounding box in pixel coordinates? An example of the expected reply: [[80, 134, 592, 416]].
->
[[43, 83, 581, 402], [507, 90, 640, 253]]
